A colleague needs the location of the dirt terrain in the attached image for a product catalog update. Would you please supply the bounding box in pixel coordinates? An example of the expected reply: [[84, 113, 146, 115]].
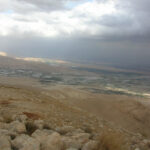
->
[[38, 84, 150, 138], [0, 56, 150, 149], [0, 76, 150, 137]]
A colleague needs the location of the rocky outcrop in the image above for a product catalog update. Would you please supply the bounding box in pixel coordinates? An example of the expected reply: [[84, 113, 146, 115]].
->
[[82, 140, 98, 150], [0, 114, 149, 150], [0, 135, 11, 150], [11, 134, 40, 150], [9, 120, 26, 134], [0, 114, 100, 150], [41, 132, 64, 150]]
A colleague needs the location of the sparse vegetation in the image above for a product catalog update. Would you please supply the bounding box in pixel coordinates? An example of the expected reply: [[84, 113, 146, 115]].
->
[[97, 129, 130, 150], [25, 121, 38, 135], [0, 57, 150, 150]]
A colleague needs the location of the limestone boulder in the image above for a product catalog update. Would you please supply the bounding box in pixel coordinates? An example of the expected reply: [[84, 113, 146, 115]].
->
[[41, 132, 64, 150], [9, 120, 26, 134], [11, 134, 40, 150], [82, 140, 99, 150], [0, 135, 11, 150]]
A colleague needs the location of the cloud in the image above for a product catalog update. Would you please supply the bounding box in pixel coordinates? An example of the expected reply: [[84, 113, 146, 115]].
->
[[0, 0, 117, 37], [0, 0, 87, 13], [16, 0, 64, 11], [0, 0, 149, 39], [0, 0, 150, 66]]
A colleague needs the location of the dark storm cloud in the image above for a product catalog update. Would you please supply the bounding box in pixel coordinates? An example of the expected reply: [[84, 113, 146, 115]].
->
[[99, 14, 133, 27], [117, 0, 150, 12], [1, 34, 150, 67], [17, 0, 64, 11], [0, 0, 83, 13], [117, 0, 150, 27], [85, 0, 150, 42], [15, 0, 83, 12], [0, 0, 150, 67]]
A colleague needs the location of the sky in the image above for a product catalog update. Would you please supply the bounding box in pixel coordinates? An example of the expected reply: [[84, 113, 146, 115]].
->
[[0, 0, 150, 67]]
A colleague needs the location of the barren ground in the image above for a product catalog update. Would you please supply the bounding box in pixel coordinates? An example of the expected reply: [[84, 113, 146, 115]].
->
[[0, 76, 150, 139], [0, 57, 150, 149]]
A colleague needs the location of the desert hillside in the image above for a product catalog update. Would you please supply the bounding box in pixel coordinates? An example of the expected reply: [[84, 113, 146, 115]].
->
[[0, 56, 150, 150]]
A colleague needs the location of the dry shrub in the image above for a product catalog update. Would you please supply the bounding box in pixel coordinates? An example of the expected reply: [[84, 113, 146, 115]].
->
[[98, 129, 130, 150], [25, 121, 37, 135], [23, 112, 42, 120]]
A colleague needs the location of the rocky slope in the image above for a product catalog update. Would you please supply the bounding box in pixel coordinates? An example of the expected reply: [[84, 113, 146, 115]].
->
[[0, 56, 150, 150], [0, 81, 150, 150], [0, 113, 150, 150], [0, 114, 99, 150]]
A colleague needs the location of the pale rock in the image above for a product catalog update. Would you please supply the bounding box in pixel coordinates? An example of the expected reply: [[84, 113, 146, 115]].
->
[[41, 132, 63, 150], [62, 133, 90, 149], [43, 129, 55, 134], [13, 114, 27, 123], [143, 139, 149, 144], [82, 140, 98, 150], [34, 119, 44, 129], [0, 116, 4, 122], [142, 139, 150, 145], [62, 136, 82, 149], [66, 148, 78, 150], [99, 124, 103, 128], [56, 126, 75, 134], [74, 129, 85, 133], [0, 129, 9, 135], [32, 129, 54, 143], [0, 135, 11, 150], [72, 133, 90, 145], [12, 134, 40, 150], [9, 120, 26, 134], [0, 122, 9, 129], [0, 129, 17, 138], [135, 148, 140, 150], [66, 129, 85, 136]]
